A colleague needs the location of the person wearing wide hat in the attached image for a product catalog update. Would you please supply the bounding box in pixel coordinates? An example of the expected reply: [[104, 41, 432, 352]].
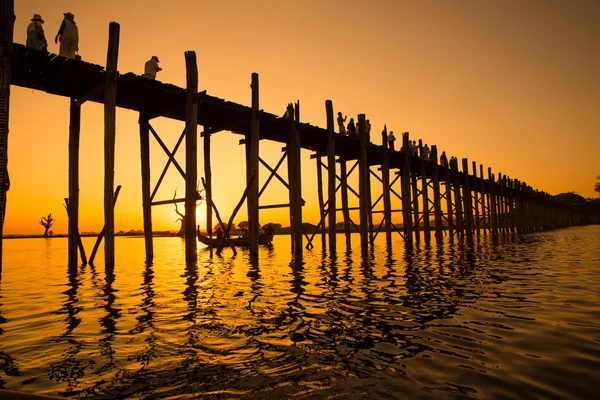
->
[[55, 12, 79, 58], [143, 56, 163, 80], [26, 14, 47, 51]]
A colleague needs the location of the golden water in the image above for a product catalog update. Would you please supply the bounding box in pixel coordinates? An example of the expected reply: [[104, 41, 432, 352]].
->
[[1, 226, 599, 399]]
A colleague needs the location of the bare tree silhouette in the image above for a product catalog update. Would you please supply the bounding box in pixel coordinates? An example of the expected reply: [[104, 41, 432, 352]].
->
[[40, 213, 54, 237]]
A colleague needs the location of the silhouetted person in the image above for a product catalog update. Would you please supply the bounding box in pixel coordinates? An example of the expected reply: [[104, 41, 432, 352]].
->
[[347, 118, 356, 137], [365, 119, 371, 141], [440, 151, 448, 167], [55, 12, 78, 58], [26, 14, 47, 51], [422, 144, 430, 160], [387, 131, 396, 150], [337, 112, 347, 134], [144, 56, 162, 80]]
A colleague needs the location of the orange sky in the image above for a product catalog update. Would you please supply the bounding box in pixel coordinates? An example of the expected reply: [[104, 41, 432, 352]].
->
[[5, 0, 599, 235]]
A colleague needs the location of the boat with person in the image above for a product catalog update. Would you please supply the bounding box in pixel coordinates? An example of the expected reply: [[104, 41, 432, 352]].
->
[[196, 224, 275, 247]]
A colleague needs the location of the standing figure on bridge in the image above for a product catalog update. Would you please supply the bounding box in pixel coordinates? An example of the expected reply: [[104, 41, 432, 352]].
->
[[55, 12, 79, 58], [337, 112, 347, 135], [422, 144, 430, 160], [440, 151, 448, 167], [387, 131, 396, 150], [347, 118, 356, 137], [144, 56, 162, 80], [26, 14, 48, 52]]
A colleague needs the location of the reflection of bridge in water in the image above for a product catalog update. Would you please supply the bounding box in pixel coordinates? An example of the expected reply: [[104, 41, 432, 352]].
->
[[0, 9, 585, 269]]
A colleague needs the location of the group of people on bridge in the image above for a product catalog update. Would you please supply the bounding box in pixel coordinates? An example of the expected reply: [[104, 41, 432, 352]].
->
[[26, 12, 78, 58], [25, 12, 163, 81]]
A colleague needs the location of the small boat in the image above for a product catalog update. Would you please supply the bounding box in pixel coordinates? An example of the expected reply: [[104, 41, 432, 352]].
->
[[196, 226, 275, 247]]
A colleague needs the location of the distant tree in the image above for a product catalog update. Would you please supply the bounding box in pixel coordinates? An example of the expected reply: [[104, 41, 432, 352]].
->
[[39, 213, 54, 237], [595, 175, 600, 196], [556, 192, 586, 206], [269, 223, 282, 230], [173, 188, 204, 238], [237, 221, 249, 229]]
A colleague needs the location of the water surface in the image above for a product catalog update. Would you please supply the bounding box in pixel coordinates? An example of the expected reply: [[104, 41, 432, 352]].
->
[[1, 226, 599, 399]]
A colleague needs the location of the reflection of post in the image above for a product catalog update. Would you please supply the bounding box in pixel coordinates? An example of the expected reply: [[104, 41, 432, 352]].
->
[[98, 270, 119, 369]]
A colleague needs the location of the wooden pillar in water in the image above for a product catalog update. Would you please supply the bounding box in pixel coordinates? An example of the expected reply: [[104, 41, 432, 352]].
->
[[325, 100, 336, 250], [340, 159, 351, 247], [421, 150, 430, 242], [381, 126, 392, 245], [247, 73, 260, 254], [315, 154, 326, 248], [400, 132, 413, 242], [103, 22, 120, 268], [289, 101, 303, 253], [203, 123, 213, 244], [357, 114, 369, 249], [514, 179, 522, 233], [488, 168, 498, 235], [498, 174, 505, 233], [412, 141, 421, 241], [184, 52, 198, 261], [480, 165, 487, 233], [0, 0, 14, 270], [431, 146, 443, 240], [472, 161, 480, 235], [452, 161, 463, 236], [68, 99, 81, 267], [139, 113, 153, 260], [461, 158, 473, 239], [444, 167, 454, 237]]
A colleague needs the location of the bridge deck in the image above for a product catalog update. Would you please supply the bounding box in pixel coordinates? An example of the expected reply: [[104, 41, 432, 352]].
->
[[11, 44, 488, 190]]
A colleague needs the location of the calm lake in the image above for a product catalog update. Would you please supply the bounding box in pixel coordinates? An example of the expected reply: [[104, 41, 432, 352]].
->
[[1, 226, 599, 399]]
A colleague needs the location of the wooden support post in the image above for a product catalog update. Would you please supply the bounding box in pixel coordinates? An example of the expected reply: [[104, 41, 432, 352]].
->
[[500, 174, 507, 233], [381, 126, 392, 245], [514, 179, 522, 233], [68, 99, 81, 267], [472, 161, 480, 235], [357, 114, 369, 248], [325, 100, 337, 250], [461, 159, 474, 239], [444, 168, 454, 237], [411, 172, 420, 240], [431, 146, 443, 240], [488, 168, 498, 235], [103, 22, 120, 268], [316, 156, 326, 249], [452, 160, 463, 236], [139, 112, 153, 260], [90, 186, 122, 265], [421, 152, 430, 242], [204, 115, 213, 244], [400, 132, 413, 242], [340, 159, 351, 247], [288, 101, 303, 253], [480, 165, 487, 233], [0, 0, 14, 270], [246, 73, 260, 254], [184, 52, 199, 262]]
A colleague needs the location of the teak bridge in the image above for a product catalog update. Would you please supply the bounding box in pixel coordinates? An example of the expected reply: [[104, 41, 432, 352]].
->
[[0, 11, 585, 268]]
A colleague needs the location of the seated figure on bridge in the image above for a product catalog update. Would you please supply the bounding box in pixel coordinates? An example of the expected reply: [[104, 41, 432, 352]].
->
[[144, 56, 162, 80]]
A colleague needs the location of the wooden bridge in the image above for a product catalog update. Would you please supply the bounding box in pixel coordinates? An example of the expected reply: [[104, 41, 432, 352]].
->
[[0, 11, 585, 269]]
